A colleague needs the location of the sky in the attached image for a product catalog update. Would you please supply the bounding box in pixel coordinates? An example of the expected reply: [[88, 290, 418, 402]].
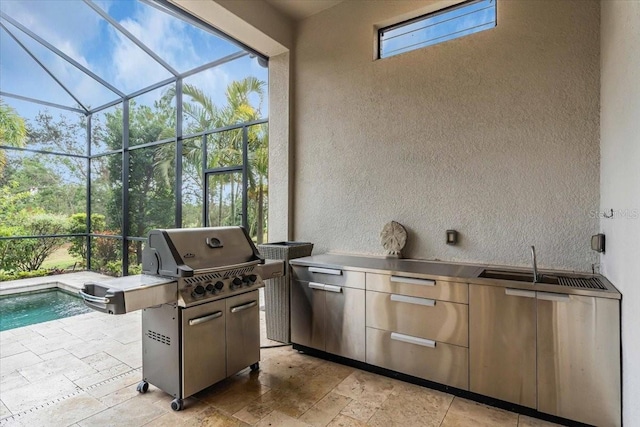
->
[[0, 0, 269, 126], [381, 0, 496, 58]]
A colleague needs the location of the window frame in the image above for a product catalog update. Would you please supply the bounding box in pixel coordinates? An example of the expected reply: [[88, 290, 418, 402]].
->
[[377, 0, 497, 59]]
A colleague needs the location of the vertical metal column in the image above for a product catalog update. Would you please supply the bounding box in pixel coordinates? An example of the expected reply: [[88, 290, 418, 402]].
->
[[201, 133, 207, 227], [86, 114, 92, 270], [122, 99, 130, 276], [241, 125, 248, 230], [175, 79, 183, 228]]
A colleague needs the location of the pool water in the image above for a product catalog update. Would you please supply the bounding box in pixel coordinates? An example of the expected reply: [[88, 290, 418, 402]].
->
[[0, 289, 92, 331]]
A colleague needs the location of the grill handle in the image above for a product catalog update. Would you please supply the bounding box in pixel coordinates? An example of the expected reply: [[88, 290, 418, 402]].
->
[[78, 290, 110, 304], [188, 311, 222, 326], [230, 300, 257, 313], [189, 260, 262, 276]]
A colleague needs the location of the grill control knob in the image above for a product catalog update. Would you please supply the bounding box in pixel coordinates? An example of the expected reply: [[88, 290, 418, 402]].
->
[[192, 285, 206, 298], [231, 277, 242, 290], [205, 284, 214, 293], [214, 281, 224, 291], [249, 275, 257, 282]]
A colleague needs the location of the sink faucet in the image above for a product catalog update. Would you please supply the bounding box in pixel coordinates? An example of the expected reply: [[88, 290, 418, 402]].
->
[[531, 246, 539, 283]]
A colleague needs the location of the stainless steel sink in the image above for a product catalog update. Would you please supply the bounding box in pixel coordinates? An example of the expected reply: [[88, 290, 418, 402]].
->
[[478, 269, 559, 285]]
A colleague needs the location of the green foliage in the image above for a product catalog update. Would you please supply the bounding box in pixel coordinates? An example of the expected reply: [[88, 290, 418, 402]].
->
[[0, 77, 269, 278], [94, 234, 120, 266], [99, 101, 175, 250], [0, 100, 27, 179], [0, 269, 49, 281], [2, 155, 85, 215], [67, 213, 107, 264], [0, 100, 27, 146], [1, 213, 68, 271]]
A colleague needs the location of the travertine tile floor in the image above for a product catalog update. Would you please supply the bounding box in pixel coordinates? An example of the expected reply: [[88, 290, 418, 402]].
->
[[0, 310, 562, 427]]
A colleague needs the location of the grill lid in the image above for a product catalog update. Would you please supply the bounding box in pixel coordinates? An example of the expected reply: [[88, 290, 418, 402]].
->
[[142, 226, 263, 277]]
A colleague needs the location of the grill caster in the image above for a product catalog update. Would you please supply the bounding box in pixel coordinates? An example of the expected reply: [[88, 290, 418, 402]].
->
[[250, 362, 259, 371], [171, 398, 184, 411], [136, 381, 149, 394]]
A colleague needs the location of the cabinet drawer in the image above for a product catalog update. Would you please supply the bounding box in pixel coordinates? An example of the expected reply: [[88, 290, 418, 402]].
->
[[366, 273, 467, 304], [366, 327, 468, 390], [366, 291, 468, 347], [292, 266, 365, 289]]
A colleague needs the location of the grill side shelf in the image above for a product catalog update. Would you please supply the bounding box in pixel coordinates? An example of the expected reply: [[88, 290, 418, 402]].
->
[[80, 275, 178, 314]]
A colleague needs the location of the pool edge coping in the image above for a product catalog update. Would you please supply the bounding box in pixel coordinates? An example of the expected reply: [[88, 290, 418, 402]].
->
[[0, 272, 112, 297]]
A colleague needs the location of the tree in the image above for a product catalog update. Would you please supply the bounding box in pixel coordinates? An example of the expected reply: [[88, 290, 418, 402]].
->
[[157, 77, 268, 241], [0, 100, 27, 178], [100, 101, 175, 265]]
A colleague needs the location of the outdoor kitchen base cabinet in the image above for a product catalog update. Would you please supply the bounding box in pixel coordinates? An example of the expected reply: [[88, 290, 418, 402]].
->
[[469, 284, 621, 427], [140, 290, 260, 410], [537, 294, 621, 427], [469, 285, 537, 408], [291, 266, 365, 362]]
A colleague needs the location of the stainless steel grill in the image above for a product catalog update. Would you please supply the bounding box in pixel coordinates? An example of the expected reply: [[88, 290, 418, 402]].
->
[[79, 226, 284, 411]]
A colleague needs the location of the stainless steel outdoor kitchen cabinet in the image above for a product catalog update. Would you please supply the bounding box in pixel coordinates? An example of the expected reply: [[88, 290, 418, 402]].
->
[[288, 254, 621, 427], [469, 284, 621, 427], [469, 284, 537, 408], [537, 293, 620, 427], [291, 266, 366, 362], [365, 273, 469, 390]]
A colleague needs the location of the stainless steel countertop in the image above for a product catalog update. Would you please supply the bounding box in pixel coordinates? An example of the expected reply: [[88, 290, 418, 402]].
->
[[289, 254, 621, 300], [85, 274, 177, 291]]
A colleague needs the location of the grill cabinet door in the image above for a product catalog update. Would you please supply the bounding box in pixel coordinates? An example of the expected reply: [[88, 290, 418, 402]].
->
[[226, 290, 260, 376], [181, 299, 227, 397]]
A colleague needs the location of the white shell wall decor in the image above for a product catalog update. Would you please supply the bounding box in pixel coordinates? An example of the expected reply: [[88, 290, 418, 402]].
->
[[380, 221, 407, 258]]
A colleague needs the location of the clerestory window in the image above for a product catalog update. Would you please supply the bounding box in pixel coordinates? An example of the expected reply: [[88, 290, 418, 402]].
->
[[378, 0, 497, 59]]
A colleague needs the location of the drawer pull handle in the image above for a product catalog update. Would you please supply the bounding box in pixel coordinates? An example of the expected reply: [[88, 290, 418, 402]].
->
[[537, 292, 571, 303], [323, 284, 342, 293], [189, 311, 222, 326], [390, 294, 435, 306], [505, 288, 536, 299], [230, 301, 257, 313], [308, 282, 325, 290], [309, 267, 342, 275], [390, 276, 436, 287], [390, 332, 436, 348]]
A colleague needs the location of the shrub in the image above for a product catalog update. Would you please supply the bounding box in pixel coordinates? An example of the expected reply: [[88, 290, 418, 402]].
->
[[1, 213, 68, 271], [67, 213, 107, 264], [0, 269, 50, 281]]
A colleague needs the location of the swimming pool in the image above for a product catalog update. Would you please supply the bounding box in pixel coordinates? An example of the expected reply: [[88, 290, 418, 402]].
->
[[0, 289, 92, 331]]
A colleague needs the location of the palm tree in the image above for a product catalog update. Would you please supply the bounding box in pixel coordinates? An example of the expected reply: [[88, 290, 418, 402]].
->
[[0, 100, 27, 178], [156, 77, 267, 240]]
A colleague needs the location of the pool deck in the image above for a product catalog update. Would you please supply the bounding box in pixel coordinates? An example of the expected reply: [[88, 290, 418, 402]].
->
[[0, 272, 113, 297]]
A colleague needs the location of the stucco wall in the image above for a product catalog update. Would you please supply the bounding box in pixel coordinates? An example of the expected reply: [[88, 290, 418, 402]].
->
[[268, 51, 294, 241], [600, 1, 640, 424], [293, 0, 600, 271]]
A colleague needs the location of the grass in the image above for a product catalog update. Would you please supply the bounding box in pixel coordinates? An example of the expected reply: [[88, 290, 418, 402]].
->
[[41, 243, 82, 270]]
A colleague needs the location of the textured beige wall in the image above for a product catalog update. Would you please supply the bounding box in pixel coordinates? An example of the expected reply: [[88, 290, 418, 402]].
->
[[293, 0, 600, 271], [600, 1, 640, 424], [268, 52, 294, 241]]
